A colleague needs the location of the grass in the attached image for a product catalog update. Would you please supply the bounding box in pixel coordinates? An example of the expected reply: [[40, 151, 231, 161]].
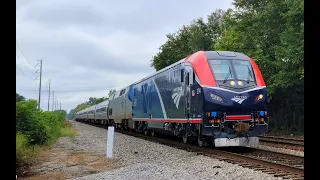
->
[[16, 120, 78, 176], [16, 133, 41, 176], [60, 121, 77, 137]]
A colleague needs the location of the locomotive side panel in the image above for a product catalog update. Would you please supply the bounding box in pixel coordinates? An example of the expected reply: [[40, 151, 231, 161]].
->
[[108, 90, 121, 122], [154, 66, 186, 119], [109, 86, 132, 125], [132, 62, 188, 130], [122, 86, 132, 120], [133, 78, 165, 129]]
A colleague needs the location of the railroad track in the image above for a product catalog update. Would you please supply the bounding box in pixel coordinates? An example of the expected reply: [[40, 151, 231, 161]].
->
[[259, 136, 304, 151], [80, 121, 304, 179], [222, 147, 304, 169]]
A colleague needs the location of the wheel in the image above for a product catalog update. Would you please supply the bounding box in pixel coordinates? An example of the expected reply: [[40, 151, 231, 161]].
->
[[182, 134, 188, 144], [198, 137, 204, 147], [151, 130, 155, 137]]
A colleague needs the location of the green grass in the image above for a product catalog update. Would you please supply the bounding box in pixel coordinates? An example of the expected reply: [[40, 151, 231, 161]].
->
[[16, 133, 40, 175], [60, 121, 77, 137], [16, 121, 78, 176], [60, 126, 77, 137]]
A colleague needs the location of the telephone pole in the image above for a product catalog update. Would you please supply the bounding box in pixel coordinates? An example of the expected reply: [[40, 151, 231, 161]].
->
[[60, 102, 61, 110], [52, 91, 55, 111], [47, 79, 51, 111], [55, 99, 58, 111], [35, 60, 42, 110]]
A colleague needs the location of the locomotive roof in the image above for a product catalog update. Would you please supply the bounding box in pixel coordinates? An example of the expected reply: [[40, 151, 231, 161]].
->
[[95, 99, 109, 108], [132, 51, 249, 85], [204, 51, 249, 60]]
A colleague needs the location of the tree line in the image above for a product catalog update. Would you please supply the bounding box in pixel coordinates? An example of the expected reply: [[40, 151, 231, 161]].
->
[[151, 0, 304, 134]]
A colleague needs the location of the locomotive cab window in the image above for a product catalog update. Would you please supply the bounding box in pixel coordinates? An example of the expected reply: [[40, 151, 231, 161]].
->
[[186, 72, 190, 85], [208, 60, 233, 81], [180, 69, 184, 82], [193, 72, 195, 83], [208, 59, 255, 82], [233, 60, 254, 81]]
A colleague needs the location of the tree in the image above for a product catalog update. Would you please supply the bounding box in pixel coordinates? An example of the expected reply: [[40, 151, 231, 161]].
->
[[151, 10, 227, 71], [66, 109, 76, 120], [16, 93, 25, 102], [74, 103, 91, 112], [108, 89, 116, 99], [86, 97, 106, 106]]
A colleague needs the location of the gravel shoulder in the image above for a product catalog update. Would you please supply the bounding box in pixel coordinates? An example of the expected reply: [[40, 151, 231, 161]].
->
[[20, 120, 288, 180]]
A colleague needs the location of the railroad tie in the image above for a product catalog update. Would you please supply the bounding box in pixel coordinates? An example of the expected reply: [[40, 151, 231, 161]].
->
[[254, 167, 266, 170], [273, 173, 290, 177], [281, 175, 303, 179], [239, 164, 254, 168]]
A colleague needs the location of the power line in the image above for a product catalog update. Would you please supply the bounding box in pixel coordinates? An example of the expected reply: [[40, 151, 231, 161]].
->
[[16, 43, 34, 74], [16, 43, 30, 65], [16, 56, 35, 80]]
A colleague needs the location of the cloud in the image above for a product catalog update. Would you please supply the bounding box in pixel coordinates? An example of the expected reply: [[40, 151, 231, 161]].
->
[[16, 0, 233, 112]]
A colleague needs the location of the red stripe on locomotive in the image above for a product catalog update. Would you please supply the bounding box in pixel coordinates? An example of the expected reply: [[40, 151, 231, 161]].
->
[[225, 115, 252, 120], [132, 118, 202, 124], [184, 51, 217, 87], [249, 58, 266, 87]]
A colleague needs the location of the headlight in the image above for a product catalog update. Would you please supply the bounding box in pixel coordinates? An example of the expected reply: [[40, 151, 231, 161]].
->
[[255, 94, 264, 101], [210, 93, 223, 102]]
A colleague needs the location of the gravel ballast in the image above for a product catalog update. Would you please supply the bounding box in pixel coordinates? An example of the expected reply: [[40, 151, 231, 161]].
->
[[67, 121, 286, 180], [254, 144, 304, 157]]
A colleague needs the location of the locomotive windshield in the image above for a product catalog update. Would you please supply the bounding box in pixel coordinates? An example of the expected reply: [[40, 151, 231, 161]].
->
[[208, 60, 254, 82]]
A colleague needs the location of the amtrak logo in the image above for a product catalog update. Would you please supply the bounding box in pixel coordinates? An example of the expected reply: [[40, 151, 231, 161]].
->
[[172, 86, 184, 108], [231, 96, 247, 104]]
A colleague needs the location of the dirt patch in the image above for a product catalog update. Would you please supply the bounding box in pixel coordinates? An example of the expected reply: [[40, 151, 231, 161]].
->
[[18, 144, 122, 180]]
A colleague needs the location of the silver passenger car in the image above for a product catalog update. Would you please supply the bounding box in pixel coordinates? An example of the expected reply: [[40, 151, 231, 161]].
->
[[94, 100, 109, 125]]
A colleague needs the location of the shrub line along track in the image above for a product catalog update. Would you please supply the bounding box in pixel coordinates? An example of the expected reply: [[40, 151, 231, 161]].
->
[[80, 122, 304, 179], [259, 136, 304, 148]]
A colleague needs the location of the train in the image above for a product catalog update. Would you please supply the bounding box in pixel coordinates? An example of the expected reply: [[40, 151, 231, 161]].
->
[[75, 51, 268, 147]]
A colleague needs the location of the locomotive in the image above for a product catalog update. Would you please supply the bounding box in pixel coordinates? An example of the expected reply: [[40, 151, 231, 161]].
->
[[75, 51, 268, 147]]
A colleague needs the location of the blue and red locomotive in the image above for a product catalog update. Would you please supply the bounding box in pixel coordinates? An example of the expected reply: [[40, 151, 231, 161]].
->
[[75, 51, 268, 147]]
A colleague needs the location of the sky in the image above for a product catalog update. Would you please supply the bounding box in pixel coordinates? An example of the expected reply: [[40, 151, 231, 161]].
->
[[16, 0, 233, 113]]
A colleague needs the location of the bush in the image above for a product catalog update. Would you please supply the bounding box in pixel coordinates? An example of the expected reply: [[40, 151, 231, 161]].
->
[[16, 132, 40, 175], [16, 98, 70, 175], [16, 100, 66, 145]]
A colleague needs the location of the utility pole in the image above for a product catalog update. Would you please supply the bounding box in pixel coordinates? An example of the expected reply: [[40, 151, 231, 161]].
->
[[47, 79, 51, 111], [55, 99, 58, 111], [60, 102, 61, 110], [52, 91, 55, 111], [35, 60, 42, 110]]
